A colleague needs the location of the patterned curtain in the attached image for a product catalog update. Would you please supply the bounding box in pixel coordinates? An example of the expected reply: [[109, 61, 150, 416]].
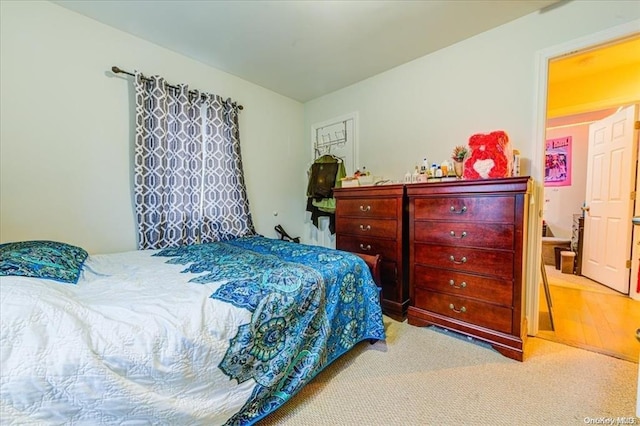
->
[[134, 72, 253, 249], [199, 95, 254, 243]]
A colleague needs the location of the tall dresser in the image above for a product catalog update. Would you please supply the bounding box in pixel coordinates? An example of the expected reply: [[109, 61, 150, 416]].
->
[[406, 177, 531, 361], [334, 184, 408, 321]]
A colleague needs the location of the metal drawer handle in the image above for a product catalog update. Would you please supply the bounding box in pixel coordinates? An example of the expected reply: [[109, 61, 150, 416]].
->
[[449, 205, 467, 214], [449, 231, 467, 238], [359, 224, 371, 231], [449, 303, 466, 314], [449, 255, 467, 264], [359, 243, 372, 251], [449, 279, 467, 289], [359, 205, 371, 212]]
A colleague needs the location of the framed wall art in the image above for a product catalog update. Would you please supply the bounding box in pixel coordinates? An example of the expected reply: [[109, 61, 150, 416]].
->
[[544, 136, 571, 187]]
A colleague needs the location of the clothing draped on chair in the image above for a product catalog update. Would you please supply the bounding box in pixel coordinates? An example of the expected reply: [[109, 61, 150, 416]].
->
[[134, 72, 254, 249]]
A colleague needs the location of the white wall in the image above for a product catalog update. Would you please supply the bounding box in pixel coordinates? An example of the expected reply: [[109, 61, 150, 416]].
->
[[0, 1, 306, 254], [304, 1, 640, 184]]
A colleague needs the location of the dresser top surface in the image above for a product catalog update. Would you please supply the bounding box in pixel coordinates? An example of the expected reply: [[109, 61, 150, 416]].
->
[[406, 176, 531, 196], [334, 183, 405, 198]]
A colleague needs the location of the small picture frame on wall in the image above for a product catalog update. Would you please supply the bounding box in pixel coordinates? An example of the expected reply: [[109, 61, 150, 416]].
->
[[545, 136, 572, 187]]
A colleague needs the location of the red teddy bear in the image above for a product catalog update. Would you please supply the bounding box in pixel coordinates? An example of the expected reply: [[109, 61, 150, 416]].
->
[[463, 130, 513, 180]]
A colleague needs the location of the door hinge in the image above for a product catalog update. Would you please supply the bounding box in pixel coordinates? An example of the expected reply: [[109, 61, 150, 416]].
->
[[635, 120, 640, 130], [627, 259, 632, 269], [632, 191, 636, 200]]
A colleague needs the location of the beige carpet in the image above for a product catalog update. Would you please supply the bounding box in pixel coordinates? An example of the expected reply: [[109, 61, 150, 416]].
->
[[259, 317, 638, 425]]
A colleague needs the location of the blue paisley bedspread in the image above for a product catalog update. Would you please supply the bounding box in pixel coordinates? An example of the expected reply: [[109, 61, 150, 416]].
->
[[155, 236, 386, 425]]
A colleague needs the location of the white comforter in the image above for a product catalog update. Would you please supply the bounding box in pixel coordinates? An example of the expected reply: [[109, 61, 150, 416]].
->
[[1, 250, 255, 425]]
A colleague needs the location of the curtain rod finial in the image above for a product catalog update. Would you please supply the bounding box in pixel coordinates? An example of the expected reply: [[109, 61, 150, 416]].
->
[[111, 66, 122, 74]]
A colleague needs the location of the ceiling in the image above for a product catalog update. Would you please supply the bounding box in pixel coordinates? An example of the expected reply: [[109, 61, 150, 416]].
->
[[547, 34, 640, 118], [53, 0, 561, 102], [549, 35, 640, 82]]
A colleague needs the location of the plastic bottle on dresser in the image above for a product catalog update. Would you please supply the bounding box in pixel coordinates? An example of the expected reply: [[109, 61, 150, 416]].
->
[[440, 161, 449, 177], [412, 166, 420, 183]]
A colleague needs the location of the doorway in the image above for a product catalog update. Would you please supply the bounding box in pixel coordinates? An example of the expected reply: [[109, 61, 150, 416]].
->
[[543, 105, 637, 293], [534, 27, 640, 353]]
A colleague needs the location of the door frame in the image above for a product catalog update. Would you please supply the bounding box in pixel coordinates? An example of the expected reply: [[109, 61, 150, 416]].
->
[[528, 19, 640, 336]]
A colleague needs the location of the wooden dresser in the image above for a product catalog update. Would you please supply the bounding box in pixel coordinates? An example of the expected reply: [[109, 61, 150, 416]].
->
[[406, 177, 531, 361], [334, 184, 408, 321]]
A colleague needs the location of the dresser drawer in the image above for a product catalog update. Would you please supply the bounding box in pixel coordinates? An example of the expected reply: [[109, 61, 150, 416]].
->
[[413, 196, 514, 222], [414, 221, 514, 250], [336, 217, 397, 239], [413, 265, 512, 306], [414, 243, 514, 278], [337, 198, 398, 219], [337, 235, 398, 263], [413, 288, 513, 334]]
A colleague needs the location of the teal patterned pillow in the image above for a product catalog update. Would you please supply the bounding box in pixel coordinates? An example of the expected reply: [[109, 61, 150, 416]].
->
[[0, 240, 88, 284]]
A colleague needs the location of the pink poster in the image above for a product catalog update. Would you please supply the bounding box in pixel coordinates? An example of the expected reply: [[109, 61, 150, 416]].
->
[[545, 136, 571, 187]]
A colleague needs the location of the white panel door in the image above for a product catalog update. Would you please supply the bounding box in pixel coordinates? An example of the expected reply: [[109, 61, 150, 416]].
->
[[582, 105, 637, 294]]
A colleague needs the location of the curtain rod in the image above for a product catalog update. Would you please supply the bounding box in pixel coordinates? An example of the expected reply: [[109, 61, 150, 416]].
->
[[111, 66, 244, 110]]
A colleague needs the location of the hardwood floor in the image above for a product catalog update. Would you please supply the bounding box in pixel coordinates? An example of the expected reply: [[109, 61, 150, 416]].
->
[[538, 265, 640, 363]]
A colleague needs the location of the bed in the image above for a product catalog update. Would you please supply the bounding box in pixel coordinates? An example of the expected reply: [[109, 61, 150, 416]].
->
[[0, 236, 385, 425]]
